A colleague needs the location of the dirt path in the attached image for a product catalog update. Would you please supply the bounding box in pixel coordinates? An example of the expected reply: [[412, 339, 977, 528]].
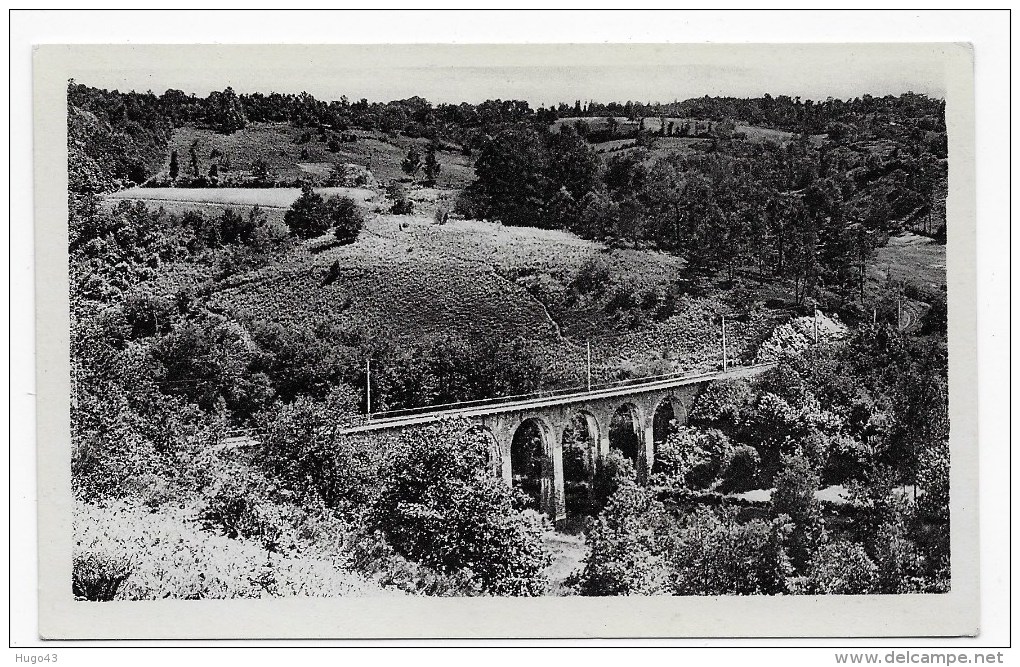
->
[[542, 531, 587, 596]]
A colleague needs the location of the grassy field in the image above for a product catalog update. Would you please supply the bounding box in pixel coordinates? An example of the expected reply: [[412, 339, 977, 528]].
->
[[167, 123, 475, 189], [871, 232, 947, 292], [203, 213, 564, 345], [204, 211, 599, 335]]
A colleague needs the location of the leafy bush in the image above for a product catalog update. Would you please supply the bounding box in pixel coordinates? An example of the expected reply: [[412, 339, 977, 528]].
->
[[576, 480, 671, 595], [579, 488, 795, 597], [823, 434, 873, 485], [72, 381, 160, 502], [652, 426, 732, 491], [73, 550, 133, 601], [324, 195, 365, 244], [847, 482, 931, 594], [570, 256, 613, 297], [433, 203, 451, 225], [756, 356, 812, 403], [252, 387, 379, 511], [340, 527, 483, 596], [71, 321, 221, 505], [453, 187, 485, 219], [805, 540, 877, 594], [369, 419, 551, 596], [665, 506, 794, 596], [915, 439, 949, 528], [284, 183, 328, 239], [742, 392, 801, 463], [771, 453, 826, 571], [390, 197, 414, 215], [199, 467, 303, 553], [721, 444, 761, 492], [689, 378, 752, 429]]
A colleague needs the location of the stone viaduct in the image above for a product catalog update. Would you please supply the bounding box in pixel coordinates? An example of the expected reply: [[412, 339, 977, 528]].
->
[[336, 363, 773, 526]]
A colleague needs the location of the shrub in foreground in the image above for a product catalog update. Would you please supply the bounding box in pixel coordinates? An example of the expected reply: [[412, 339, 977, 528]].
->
[[74, 500, 390, 600], [577, 486, 795, 597], [252, 387, 378, 512], [369, 419, 551, 596], [576, 480, 671, 596], [665, 507, 794, 596]]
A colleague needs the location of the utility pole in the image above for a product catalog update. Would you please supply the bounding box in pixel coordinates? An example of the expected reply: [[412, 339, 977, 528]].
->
[[721, 314, 728, 371], [366, 358, 372, 416], [586, 340, 592, 392]]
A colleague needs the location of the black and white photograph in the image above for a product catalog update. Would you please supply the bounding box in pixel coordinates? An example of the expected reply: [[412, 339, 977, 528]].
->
[[19, 17, 1002, 646], [61, 42, 959, 596]]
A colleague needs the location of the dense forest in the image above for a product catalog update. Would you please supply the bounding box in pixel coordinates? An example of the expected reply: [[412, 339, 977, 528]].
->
[[69, 80, 950, 600]]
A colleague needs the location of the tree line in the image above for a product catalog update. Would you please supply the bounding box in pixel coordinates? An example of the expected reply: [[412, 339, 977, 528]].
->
[[460, 105, 946, 312]]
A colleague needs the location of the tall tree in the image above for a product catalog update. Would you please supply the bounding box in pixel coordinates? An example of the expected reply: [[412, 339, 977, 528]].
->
[[771, 453, 825, 571], [545, 124, 602, 203], [208, 87, 247, 134], [468, 124, 548, 228], [168, 150, 179, 181], [423, 142, 441, 186], [401, 145, 422, 180]]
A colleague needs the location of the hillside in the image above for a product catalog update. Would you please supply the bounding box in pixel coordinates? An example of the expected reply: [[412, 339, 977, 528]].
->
[[109, 175, 788, 390], [164, 123, 475, 189], [189, 202, 782, 387]]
